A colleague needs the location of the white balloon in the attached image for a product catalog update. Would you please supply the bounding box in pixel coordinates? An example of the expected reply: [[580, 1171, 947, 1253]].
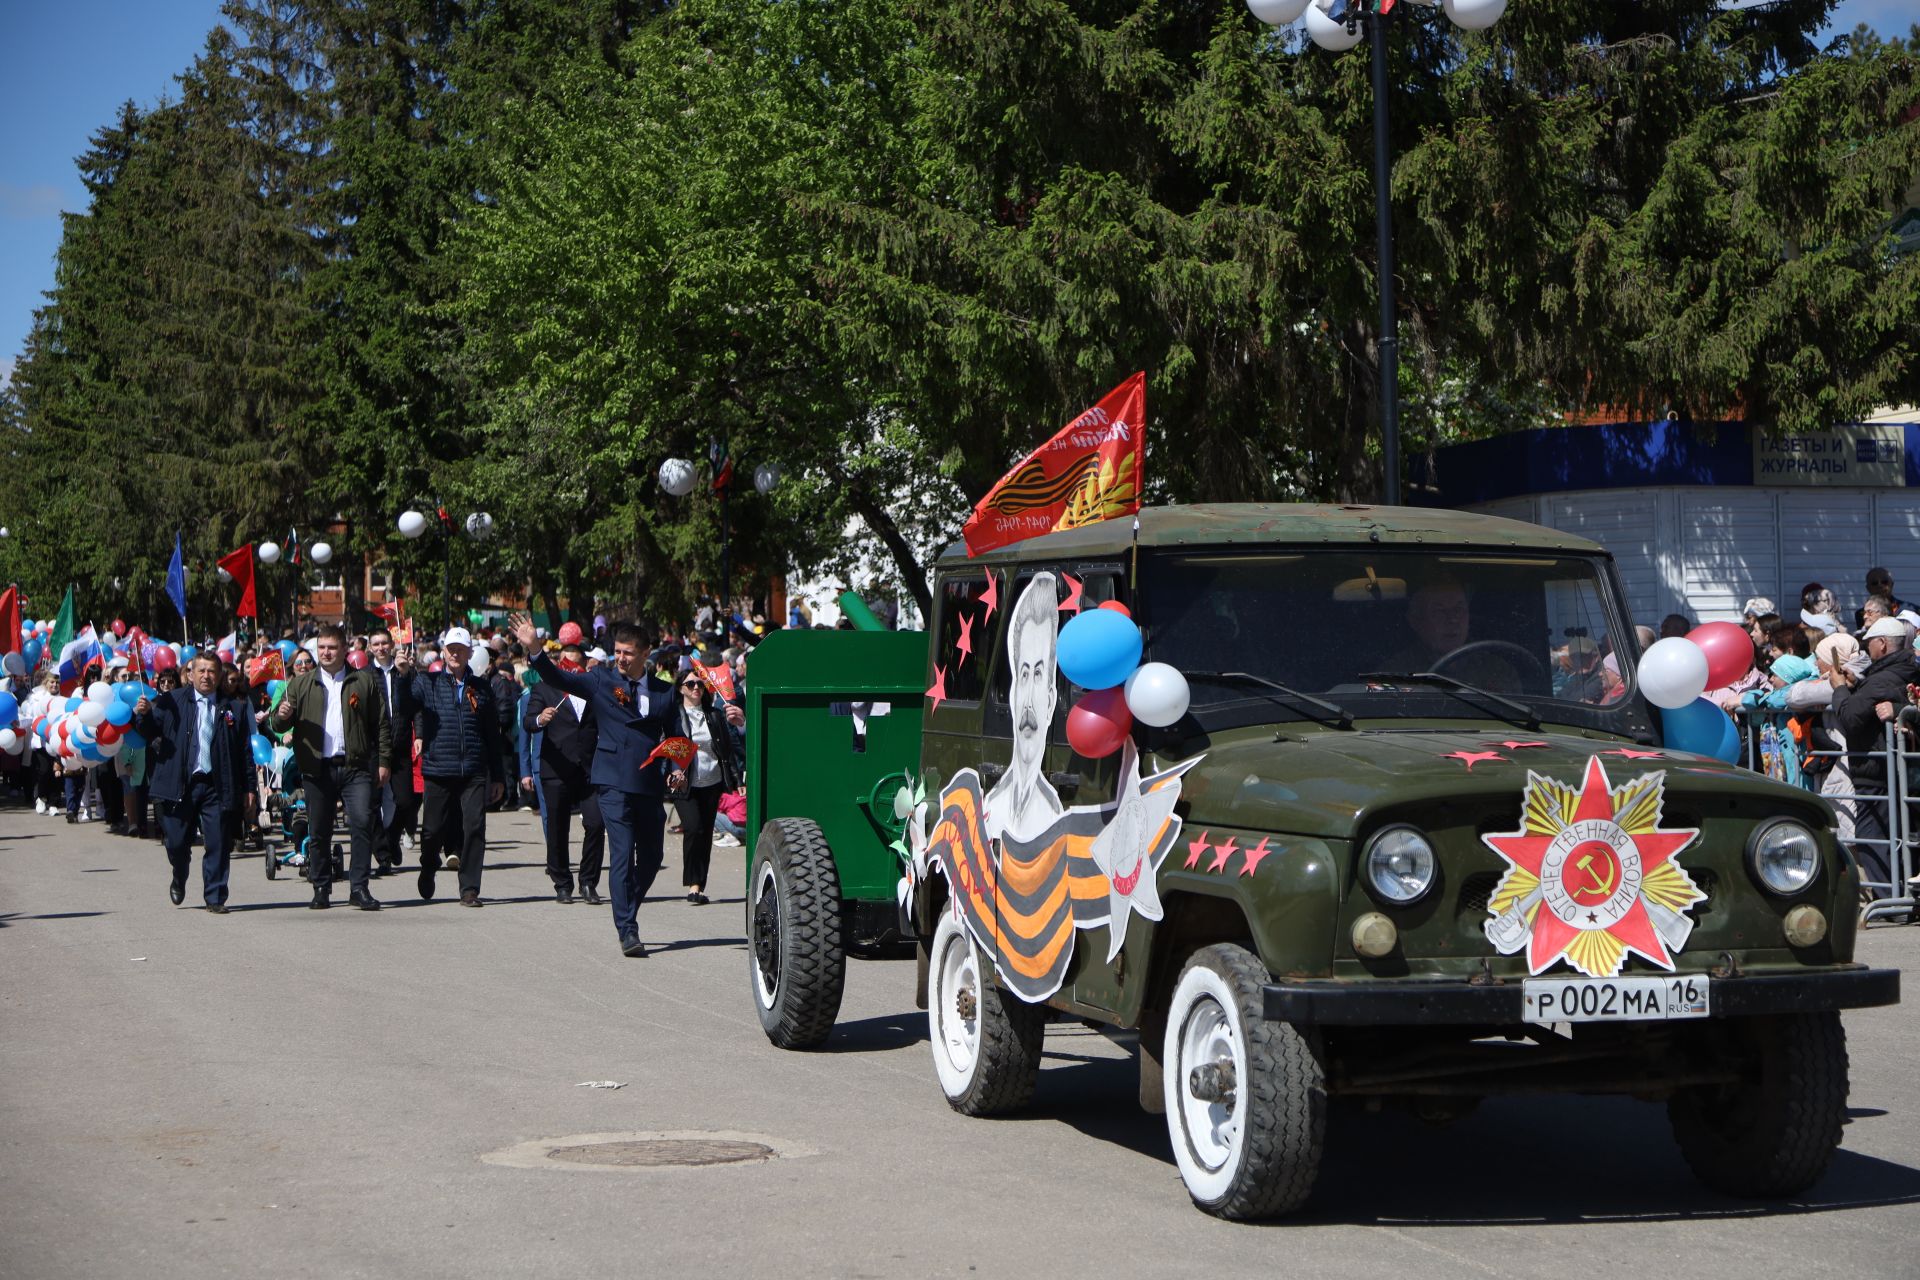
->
[[310, 541, 333, 565], [0, 729, 16, 751], [258, 540, 282, 565], [1305, 1, 1363, 51], [470, 646, 491, 676], [420, 649, 439, 666], [658, 458, 698, 497], [397, 510, 428, 539], [87, 681, 115, 705], [1636, 636, 1710, 710], [1443, 0, 1507, 31], [2, 652, 24, 677], [1124, 662, 1192, 728], [217, 566, 233, 583], [98, 733, 123, 757], [76, 701, 107, 727], [1246, 0, 1310, 25]]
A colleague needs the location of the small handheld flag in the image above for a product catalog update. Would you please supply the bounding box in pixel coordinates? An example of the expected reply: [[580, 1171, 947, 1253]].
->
[[641, 736, 698, 771]]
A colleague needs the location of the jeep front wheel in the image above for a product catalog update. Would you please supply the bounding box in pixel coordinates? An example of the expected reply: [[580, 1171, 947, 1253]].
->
[[927, 908, 1044, 1115], [747, 818, 845, 1050], [1163, 943, 1326, 1219], [1668, 1010, 1849, 1197]]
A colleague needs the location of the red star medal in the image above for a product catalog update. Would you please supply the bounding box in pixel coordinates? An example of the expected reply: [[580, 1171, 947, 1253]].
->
[[1481, 756, 1705, 978]]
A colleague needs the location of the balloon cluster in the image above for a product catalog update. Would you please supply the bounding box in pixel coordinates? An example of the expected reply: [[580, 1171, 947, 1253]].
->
[[1055, 603, 1192, 758], [1635, 621, 1752, 763], [29, 680, 154, 764]]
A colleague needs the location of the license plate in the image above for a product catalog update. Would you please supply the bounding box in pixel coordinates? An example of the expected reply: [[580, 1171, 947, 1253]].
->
[[1521, 975, 1710, 1025]]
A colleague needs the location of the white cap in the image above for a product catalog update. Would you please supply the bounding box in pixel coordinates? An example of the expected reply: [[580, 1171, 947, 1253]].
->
[[441, 627, 474, 650], [1862, 617, 1907, 642], [587, 647, 608, 661], [1742, 596, 1776, 618]]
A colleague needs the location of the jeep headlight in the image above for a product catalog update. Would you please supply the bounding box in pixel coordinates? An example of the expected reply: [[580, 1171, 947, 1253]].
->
[[1748, 819, 1819, 895], [1364, 826, 1436, 905]]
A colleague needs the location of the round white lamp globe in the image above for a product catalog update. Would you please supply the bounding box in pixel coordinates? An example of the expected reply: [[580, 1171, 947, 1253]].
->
[[258, 541, 282, 565], [1444, 0, 1507, 30], [310, 542, 333, 565], [1305, 0, 1364, 50], [658, 458, 698, 497], [397, 510, 428, 539], [1246, 0, 1311, 25]]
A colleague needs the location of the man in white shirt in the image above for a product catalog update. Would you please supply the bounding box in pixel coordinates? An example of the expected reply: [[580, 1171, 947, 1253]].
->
[[271, 624, 392, 910]]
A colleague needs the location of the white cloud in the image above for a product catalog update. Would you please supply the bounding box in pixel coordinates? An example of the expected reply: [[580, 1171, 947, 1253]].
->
[[0, 183, 65, 221], [0, 355, 13, 389]]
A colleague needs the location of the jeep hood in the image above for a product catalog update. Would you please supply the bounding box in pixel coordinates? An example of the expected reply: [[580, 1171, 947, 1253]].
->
[[1160, 726, 1816, 841]]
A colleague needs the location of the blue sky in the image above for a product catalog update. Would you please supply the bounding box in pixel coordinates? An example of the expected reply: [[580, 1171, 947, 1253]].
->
[[1, 0, 1914, 390]]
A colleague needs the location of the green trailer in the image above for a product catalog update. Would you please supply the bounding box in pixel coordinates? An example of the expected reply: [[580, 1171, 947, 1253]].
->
[[743, 627, 928, 1048]]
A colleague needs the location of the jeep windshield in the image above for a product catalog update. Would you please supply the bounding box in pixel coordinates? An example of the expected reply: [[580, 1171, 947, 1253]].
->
[[1141, 549, 1651, 735]]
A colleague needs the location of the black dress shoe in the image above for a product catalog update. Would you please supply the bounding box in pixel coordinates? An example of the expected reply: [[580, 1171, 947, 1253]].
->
[[580, 885, 602, 906], [65, 812, 76, 824], [687, 891, 709, 906], [350, 890, 381, 911], [459, 889, 483, 908], [169, 880, 185, 906], [310, 888, 331, 910], [620, 933, 646, 957], [555, 885, 574, 904], [206, 903, 229, 914], [418, 853, 438, 901]]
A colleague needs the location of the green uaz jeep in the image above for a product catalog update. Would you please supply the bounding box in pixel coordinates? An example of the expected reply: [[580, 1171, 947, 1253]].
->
[[745, 503, 1897, 1220]]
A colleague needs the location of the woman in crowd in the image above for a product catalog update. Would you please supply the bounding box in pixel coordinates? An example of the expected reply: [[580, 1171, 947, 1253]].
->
[[22, 670, 63, 815], [665, 669, 743, 906], [110, 665, 151, 838], [1800, 582, 1841, 638], [1808, 633, 1869, 846]]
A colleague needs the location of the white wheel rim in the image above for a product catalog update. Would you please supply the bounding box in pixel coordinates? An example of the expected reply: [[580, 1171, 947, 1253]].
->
[[751, 859, 780, 1010], [932, 919, 982, 1081], [1176, 994, 1243, 1174]]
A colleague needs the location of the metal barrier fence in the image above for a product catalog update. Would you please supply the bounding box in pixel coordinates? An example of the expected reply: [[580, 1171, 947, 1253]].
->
[[1731, 707, 1914, 922]]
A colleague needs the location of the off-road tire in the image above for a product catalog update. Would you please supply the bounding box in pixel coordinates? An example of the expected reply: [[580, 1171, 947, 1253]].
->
[[748, 818, 846, 1049], [1668, 1010, 1849, 1197], [1164, 943, 1326, 1219], [926, 908, 1045, 1116]]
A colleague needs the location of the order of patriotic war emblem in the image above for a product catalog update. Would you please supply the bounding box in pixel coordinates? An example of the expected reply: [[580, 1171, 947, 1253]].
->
[[1481, 755, 1707, 979]]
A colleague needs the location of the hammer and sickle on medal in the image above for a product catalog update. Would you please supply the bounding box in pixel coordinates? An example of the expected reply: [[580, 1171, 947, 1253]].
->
[[1574, 851, 1617, 897]]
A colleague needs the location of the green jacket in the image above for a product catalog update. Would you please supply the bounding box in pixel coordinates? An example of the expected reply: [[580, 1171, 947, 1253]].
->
[[270, 667, 393, 776]]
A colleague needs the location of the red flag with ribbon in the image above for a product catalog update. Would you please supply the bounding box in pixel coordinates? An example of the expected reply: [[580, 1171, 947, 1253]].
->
[[693, 658, 737, 703], [0, 585, 19, 657], [218, 544, 258, 619], [246, 649, 285, 687], [641, 736, 697, 771], [962, 372, 1146, 557]]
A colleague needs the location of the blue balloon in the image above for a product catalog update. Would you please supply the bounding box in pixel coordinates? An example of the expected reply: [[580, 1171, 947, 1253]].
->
[[121, 728, 146, 751], [77, 742, 104, 762], [250, 733, 274, 767], [116, 681, 141, 704], [1662, 697, 1739, 762], [0, 691, 15, 723], [1056, 609, 1143, 691], [277, 640, 297, 663], [181, 645, 198, 662], [103, 699, 132, 727], [267, 679, 285, 699], [64, 695, 82, 713]]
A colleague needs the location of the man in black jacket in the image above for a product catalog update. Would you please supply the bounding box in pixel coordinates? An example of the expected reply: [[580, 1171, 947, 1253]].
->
[[395, 628, 505, 906], [523, 642, 605, 903], [1833, 616, 1917, 893], [367, 627, 417, 876], [133, 654, 253, 912]]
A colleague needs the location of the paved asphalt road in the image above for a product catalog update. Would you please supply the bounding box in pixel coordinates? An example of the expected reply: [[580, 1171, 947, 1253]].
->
[[3, 807, 1918, 1279]]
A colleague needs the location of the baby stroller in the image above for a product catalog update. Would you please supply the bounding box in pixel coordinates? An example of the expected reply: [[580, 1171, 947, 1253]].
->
[[261, 746, 343, 881]]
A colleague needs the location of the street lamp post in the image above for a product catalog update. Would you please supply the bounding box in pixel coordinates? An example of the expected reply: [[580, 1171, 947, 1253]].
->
[[1247, 0, 1507, 506], [398, 507, 492, 634]]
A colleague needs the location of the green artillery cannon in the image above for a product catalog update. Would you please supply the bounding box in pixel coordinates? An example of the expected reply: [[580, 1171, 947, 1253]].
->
[[742, 625, 927, 1048]]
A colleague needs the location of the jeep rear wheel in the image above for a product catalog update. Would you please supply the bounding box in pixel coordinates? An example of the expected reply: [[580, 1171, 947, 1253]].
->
[[747, 818, 846, 1050], [1668, 1010, 1848, 1197], [927, 908, 1044, 1115], [1163, 943, 1326, 1219]]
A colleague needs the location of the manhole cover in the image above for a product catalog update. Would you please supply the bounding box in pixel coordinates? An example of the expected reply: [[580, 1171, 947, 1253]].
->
[[546, 1139, 773, 1168]]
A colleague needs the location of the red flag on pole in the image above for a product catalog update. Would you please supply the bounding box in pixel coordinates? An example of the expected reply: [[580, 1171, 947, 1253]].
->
[[218, 544, 258, 619], [0, 586, 19, 657], [962, 372, 1147, 557]]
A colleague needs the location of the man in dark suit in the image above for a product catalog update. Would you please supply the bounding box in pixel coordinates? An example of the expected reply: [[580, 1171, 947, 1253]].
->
[[523, 642, 605, 904], [367, 627, 416, 875], [270, 623, 392, 910], [134, 653, 252, 913], [510, 612, 672, 955]]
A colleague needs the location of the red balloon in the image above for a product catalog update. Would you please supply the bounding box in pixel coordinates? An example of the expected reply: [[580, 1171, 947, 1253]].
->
[[1066, 687, 1133, 758], [95, 722, 121, 745], [346, 650, 369, 670], [150, 648, 178, 672], [1687, 621, 1755, 690], [110, 619, 127, 638], [428, 661, 444, 673], [1097, 600, 1132, 619], [557, 621, 584, 646]]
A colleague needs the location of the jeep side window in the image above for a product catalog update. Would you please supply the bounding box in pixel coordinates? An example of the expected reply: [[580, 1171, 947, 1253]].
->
[[934, 574, 990, 704], [987, 568, 1124, 742]]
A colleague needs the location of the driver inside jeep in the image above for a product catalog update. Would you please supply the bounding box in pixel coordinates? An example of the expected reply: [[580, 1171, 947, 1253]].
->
[[1377, 578, 1524, 693]]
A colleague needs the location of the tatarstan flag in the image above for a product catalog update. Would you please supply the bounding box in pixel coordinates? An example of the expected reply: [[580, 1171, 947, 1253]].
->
[[963, 372, 1146, 557]]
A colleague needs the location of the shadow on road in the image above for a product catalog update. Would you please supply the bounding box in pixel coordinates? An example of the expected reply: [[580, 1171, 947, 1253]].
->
[[825, 1012, 927, 1054], [0, 910, 110, 926], [649, 936, 746, 954]]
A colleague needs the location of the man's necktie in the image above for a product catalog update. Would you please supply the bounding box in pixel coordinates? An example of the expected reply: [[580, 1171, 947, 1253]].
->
[[195, 695, 214, 773]]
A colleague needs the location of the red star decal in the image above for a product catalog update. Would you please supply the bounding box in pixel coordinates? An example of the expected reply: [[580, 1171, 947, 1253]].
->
[[925, 665, 948, 715], [978, 571, 999, 623], [1481, 755, 1703, 977], [1496, 741, 1549, 750], [1058, 572, 1084, 615], [1605, 748, 1665, 760], [956, 610, 975, 661], [1239, 837, 1273, 877], [1207, 836, 1237, 874], [1446, 751, 1505, 770], [1184, 829, 1211, 869]]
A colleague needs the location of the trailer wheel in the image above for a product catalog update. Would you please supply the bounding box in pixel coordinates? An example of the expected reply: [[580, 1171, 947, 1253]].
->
[[1164, 943, 1325, 1219], [926, 908, 1044, 1115], [1669, 1010, 1848, 1197], [748, 818, 846, 1049]]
